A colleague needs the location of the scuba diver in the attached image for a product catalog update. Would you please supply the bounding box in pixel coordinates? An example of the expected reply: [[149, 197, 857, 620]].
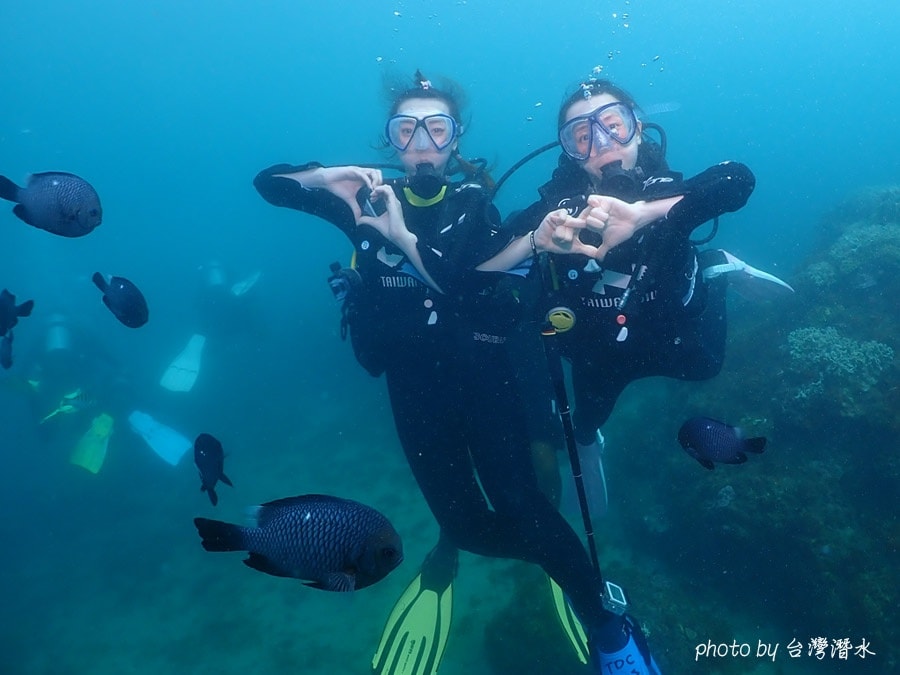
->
[[481, 77, 795, 673], [26, 313, 123, 473], [486, 78, 792, 520], [254, 70, 630, 675], [24, 313, 193, 472]]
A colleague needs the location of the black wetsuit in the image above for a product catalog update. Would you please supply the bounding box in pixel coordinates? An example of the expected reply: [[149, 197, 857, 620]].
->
[[254, 164, 610, 629], [508, 156, 755, 444]]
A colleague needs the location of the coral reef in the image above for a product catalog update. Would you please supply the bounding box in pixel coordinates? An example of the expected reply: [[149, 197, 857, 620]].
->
[[826, 222, 900, 277], [817, 184, 900, 242], [777, 186, 900, 430], [782, 326, 894, 420]]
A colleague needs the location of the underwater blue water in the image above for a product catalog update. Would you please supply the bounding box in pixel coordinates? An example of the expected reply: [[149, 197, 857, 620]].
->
[[1, 1, 897, 673]]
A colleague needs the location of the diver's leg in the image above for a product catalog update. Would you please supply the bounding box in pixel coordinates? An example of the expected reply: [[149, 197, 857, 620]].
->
[[383, 360, 499, 545], [660, 274, 729, 382], [566, 359, 631, 517]]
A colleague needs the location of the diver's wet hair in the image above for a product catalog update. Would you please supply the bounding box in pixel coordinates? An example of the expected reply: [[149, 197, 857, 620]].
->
[[557, 79, 640, 129], [384, 69, 466, 123]]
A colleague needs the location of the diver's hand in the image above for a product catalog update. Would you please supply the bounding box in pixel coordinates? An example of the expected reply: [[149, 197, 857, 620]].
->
[[533, 207, 601, 257], [301, 166, 384, 219], [588, 194, 683, 261], [584, 195, 642, 260], [358, 186, 444, 293], [357, 185, 417, 253]]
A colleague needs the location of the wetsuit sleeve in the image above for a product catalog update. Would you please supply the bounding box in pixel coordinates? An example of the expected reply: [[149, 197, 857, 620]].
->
[[253, 163, 357, 237], [504, 200, 550, 237], [662, 161, 755, 235]]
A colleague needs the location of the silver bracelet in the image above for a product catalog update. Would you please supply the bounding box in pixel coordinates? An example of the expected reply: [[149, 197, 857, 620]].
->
[[529, 229, 538, 256]]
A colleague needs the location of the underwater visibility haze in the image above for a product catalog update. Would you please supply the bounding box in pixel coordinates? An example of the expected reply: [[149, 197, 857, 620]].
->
[[1, 1, 897, 673]]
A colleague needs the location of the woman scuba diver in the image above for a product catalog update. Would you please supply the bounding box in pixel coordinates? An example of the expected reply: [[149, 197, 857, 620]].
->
[[254, 70, 641, 675]]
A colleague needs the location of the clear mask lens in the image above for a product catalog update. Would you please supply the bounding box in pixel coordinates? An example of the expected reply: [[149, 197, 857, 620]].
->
[[412, 126, 433, 150], [387, 114, 457, 152], [559, 102, 637, 161]]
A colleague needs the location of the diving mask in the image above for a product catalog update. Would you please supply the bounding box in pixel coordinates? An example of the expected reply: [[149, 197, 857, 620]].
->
[[386, 113, 458, 152], [558, 102, 638, 161]]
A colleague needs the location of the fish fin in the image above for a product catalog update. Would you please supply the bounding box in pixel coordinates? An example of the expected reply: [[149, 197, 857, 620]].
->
[[254, 495, 325, 527], [30, 171, 83, 179], [261, 494, 340, 509], [744, 437, 767, 454], [312, 572, 355, 592], [16, 299, 34, 318], [193, 517, 243, 551], [13, 204, 32, 226], [698, 458, 715, 470], [92, 272, 108, 293], [243, 552, 292, 578], [0, 175, 20, 202], [220, 473, 234, 487], [207, 486, 219, 506]]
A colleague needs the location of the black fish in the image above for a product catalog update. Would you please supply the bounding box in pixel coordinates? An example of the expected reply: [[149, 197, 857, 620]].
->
[[1, 332, 12, 370], [194, 433, 233, 506], [678, 416, 766, 470], [193, 494, 403, 591], [92, 273, 149, 328], [0, 172, 102, 237], [0, 288, 34, 336], [0, 289, 34, 369]]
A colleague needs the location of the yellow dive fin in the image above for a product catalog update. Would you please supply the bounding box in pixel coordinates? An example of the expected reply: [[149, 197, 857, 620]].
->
[[548, 575, 589, 664], [372, 541, 457, 675], [70, 413, 114, 474]]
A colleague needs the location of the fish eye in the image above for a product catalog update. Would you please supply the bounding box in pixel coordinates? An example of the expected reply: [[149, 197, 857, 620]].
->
[[89, 209, 99, 217]]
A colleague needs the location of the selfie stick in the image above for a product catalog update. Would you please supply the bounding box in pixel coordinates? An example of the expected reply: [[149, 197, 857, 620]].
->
[[536, 256, 601, 575]]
